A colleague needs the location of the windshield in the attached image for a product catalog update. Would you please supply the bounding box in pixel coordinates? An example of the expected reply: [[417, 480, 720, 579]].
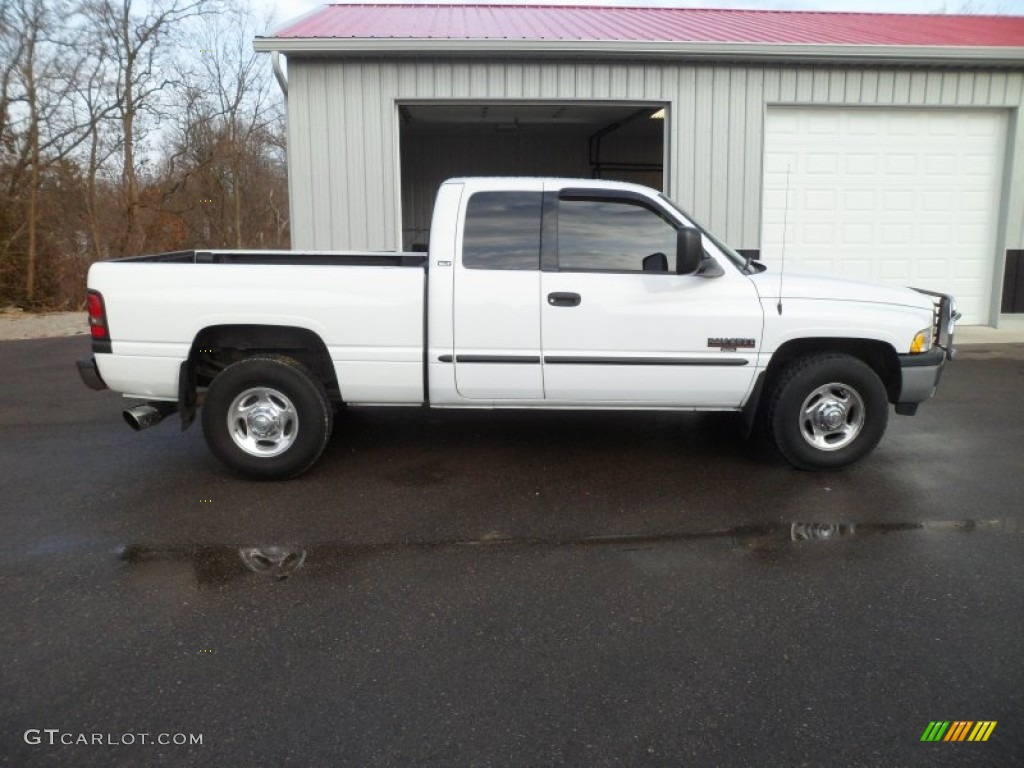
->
[[659, 194, 750, 271]]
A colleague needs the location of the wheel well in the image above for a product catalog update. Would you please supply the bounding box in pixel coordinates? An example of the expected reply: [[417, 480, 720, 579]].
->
[[189, 325, 339, 401], [764, 338, 901, 404]]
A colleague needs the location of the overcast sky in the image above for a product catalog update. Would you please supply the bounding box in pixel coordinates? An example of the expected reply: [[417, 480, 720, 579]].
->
[[265, 0, 1024, 30]]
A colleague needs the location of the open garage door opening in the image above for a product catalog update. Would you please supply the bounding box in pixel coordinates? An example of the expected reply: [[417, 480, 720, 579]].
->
[[398, 102, 665, 250]]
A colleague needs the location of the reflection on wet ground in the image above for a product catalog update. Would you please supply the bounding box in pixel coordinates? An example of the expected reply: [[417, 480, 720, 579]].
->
[[118, 517, 1019, 586]]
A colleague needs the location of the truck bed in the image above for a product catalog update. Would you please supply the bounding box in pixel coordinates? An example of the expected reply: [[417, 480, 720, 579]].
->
[[88, 251, 428, 404]]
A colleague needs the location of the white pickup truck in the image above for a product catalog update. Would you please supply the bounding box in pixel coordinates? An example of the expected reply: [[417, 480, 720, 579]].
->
[[77, 177, 957, 479]]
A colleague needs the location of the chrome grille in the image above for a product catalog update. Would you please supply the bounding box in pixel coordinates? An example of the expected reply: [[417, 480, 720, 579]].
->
[[912, 287, 956, 356]]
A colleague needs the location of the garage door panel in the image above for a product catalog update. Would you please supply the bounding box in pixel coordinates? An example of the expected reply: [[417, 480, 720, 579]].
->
[[843, 190, 875, 211], [848, 112, 881, 134], [967, 114, 1001, 136], [881, 223, 913, 245], [923, 190, 955, 211], [879, 260, 913, 279], [842, 223, 873, 244], [803, 223, 836, 243], [806, 153, 840, 174], [804, 189, 837, 210], [884, 154, 918, 175], [919, 225, 951, 245], [883, 190, 914, 211], [885, 113, 915, 133], [763, 107, 1006, 324], [918, 260, 950, 280], [843, 260, 874, 280], [959, 190, 992, 213], [764, 152, 799, 174], [926, 118, 958, 136], [963, 153, 997, 175], [924, 154, 957, 176], [845, 154, 877, 174], [806, 112, 841, 133]]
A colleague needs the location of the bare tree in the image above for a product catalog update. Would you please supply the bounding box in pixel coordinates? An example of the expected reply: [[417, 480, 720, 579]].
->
[[175, 1, 282, 248], [5, 0, 97, 301], [153, 0, 287, 251], [72, 23, 121, 263], [0, 3, 23, 153], [0, 2, 27, 295], [82, 0, 213, 254], [0, 0, 286, 308]]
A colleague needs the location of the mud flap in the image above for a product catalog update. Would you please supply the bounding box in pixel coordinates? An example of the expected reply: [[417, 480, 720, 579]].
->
[[178, 358, 197, 431]]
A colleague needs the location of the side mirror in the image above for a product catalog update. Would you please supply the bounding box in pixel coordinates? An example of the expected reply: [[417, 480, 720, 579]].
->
[[675, 228, 703, 275]]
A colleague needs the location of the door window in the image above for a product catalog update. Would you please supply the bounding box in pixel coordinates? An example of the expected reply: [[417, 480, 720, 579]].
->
[[558, 199, 677, 273]]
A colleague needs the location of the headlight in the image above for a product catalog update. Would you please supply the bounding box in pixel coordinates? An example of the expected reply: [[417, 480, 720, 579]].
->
[[910, 328, 932, 354]]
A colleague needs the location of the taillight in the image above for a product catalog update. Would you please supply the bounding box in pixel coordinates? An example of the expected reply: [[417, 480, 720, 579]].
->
[[87, 290, 109, 340]]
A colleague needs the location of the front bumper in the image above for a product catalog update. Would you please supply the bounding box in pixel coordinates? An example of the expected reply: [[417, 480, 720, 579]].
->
[[77, 356, 108, 391], [896, 348, 945, 412]]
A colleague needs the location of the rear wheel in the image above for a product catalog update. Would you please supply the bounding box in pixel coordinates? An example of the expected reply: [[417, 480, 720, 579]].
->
[[766, 353, 888, 470], [202, 355, 333, 479]]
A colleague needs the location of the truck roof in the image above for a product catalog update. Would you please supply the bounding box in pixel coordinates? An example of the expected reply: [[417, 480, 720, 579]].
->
[[442, 176, 658, 195]]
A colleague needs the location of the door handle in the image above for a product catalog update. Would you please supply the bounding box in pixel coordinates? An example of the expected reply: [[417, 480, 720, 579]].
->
[[547, 292, 581, 307]]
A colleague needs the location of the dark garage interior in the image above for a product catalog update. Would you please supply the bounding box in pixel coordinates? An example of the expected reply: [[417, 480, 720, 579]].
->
[[398, 102, 665, 250]]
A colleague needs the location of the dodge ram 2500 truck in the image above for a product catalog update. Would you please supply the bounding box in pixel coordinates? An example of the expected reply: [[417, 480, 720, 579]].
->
[[77, 177, 957, 479]]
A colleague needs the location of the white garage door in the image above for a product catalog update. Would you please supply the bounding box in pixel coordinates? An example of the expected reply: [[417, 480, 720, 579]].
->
[[762, 107, 1006, 324]]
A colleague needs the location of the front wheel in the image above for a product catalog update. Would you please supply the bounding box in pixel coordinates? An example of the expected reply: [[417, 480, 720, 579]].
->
[[766, 353, 888, 470], [202, 355, 333, 479]]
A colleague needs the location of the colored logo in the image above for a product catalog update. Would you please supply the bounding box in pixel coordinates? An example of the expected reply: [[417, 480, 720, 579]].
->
[[921, 721, 997, 742]]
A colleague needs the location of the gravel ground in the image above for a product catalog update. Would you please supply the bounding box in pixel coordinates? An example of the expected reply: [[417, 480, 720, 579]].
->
[[0, 310, 88, 340]]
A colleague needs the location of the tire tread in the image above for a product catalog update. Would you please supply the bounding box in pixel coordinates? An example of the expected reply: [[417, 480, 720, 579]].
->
[[201, 354, 333, 479], [765, 352, 887, 471]]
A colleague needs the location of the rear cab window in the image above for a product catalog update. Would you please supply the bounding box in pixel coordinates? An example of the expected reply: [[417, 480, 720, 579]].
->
[[462, 192, 542, 270]]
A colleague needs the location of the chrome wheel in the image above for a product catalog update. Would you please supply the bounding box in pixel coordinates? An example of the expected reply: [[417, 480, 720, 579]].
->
[[227, 387, 299, 458], [799, 383, 865, 452], [203, 356, 332, 479]]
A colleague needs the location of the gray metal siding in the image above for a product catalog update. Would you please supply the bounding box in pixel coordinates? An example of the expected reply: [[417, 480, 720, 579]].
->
[[286, 58, 1024, 262]]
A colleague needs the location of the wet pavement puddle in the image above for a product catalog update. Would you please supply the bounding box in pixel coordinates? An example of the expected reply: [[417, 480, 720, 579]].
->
[[113, 517, 1020, 585]]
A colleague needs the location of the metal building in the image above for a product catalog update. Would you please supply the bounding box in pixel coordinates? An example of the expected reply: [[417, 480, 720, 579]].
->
[[255, 4, 1024, 325]]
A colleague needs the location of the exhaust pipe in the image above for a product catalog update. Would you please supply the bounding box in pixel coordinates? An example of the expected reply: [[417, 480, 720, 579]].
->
[[123, 402, 177, 431]]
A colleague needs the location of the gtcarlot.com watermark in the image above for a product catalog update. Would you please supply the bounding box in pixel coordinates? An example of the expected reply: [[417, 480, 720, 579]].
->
[[24, 729, 202, 747]]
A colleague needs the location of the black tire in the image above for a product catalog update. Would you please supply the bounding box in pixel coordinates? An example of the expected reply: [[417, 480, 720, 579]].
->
[[201, 355, 333, 479], [766, 353, 888, 471]]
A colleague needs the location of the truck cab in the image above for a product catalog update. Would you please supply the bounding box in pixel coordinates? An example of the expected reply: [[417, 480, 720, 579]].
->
[[427, 178, 763, 407]]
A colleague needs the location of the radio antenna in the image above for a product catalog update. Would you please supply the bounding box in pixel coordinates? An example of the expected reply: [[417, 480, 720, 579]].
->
[[777, 164, 791, 316]]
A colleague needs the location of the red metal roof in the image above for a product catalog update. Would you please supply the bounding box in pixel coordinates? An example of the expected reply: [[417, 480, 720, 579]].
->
[[272, 4, 1024, 47]]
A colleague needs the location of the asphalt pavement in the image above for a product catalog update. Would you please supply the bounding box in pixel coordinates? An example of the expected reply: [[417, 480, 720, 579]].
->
[[1, 336, 1022, 767]]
